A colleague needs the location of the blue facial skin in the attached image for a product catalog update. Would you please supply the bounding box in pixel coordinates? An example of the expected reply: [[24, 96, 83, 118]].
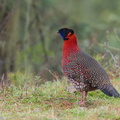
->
[[59, 32, 69, 40], [59, 32, 65, 40]]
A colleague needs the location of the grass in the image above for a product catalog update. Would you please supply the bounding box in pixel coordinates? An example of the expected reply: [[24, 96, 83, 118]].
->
[[0, 75, 120, 120]]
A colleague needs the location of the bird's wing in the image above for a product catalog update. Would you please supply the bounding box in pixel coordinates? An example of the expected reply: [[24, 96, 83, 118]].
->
[[76, 50, 110, 87], [63, 50, 110, 88]]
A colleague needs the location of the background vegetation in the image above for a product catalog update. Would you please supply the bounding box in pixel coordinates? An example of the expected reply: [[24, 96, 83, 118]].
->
[[0, 0, 120, 119], [0, 0, 120, 82]]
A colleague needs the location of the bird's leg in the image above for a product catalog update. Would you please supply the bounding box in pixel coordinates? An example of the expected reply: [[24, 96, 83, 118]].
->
[[78, 91, 88, 105]]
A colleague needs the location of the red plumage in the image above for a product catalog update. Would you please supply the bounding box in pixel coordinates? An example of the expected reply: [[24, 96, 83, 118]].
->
[[58, 28, 120, 105]]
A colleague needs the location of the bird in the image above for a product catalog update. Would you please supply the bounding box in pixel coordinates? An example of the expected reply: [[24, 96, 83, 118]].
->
[[58, 28, 120, 105]]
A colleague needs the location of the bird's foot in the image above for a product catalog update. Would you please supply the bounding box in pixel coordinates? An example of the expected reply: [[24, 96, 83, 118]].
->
[[78, 101, 85, 106]]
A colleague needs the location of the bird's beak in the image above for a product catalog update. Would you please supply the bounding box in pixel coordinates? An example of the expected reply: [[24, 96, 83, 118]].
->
[[57, 31, 59, 33]]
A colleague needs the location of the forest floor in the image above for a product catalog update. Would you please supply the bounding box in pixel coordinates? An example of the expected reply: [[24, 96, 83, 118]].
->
[[0, 75, 120, 120]]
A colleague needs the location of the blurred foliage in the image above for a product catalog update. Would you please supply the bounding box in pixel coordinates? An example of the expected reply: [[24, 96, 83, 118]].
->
[[0, 0, 120, 82]]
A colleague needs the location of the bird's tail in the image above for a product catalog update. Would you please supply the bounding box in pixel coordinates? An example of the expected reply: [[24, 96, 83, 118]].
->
[[100, 84, 120, 97]]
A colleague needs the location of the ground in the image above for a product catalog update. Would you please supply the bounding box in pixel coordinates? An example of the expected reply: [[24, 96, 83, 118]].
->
[[0, 76, 120, 120]]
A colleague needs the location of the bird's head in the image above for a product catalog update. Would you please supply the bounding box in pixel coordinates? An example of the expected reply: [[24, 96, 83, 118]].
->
[[58, 28, 74, 40]]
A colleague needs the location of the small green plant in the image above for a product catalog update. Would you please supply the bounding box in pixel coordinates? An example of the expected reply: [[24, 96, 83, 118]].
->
[[8, 72, 33, 87], [34, 75, 43, 86]]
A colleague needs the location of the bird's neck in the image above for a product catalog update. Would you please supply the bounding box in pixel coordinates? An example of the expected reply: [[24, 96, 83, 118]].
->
[[62, 34, 80, 56]]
